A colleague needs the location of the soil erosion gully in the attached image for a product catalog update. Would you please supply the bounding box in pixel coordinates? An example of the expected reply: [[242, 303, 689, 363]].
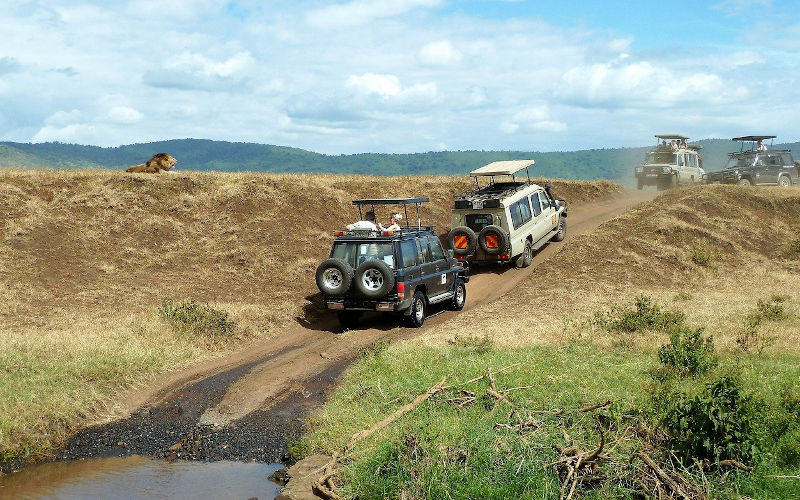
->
[[62, 190, 656, 463]]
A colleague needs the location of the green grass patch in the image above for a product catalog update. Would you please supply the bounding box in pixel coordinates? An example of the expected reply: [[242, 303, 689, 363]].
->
[[159, 299, 235, 340], [303, 339, 800, 499], [593, 295, 685, 334]]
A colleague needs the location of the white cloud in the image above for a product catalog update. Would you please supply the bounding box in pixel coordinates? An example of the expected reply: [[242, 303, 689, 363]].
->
[[44, 110, 81, 126], [306, 0, 441, 29], [418, 40, 462, 66], [108, 106, 143, 124], [346, 73, 402, 97]]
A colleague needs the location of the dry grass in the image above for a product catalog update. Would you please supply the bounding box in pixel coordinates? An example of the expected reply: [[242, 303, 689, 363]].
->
[[0, 168, 621, 463], [421, 185, 800, 351]]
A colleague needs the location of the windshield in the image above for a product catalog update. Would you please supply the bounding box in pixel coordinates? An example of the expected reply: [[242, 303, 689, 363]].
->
[[332, 242, 395, 269], [645, 152, 676, 165], [724, 156, 753, 170]]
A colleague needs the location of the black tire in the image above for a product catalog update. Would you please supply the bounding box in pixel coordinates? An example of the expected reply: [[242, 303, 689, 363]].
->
[[447, 279, 466, 311], [778, 175, 792, 187], [552, 218, 567, 242], [448, 226, 477, 256], [337, 311, 362, 329], [354, 259, 395, 299], [315, 258, 353, 296], [478, 225, 507, 255], [514, 240, 533, 268], [406, 290, 426, 327], [738, 178, 752, 186]]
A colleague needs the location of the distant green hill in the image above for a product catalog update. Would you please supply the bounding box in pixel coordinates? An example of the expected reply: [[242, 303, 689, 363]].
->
[[2, 138, 798, 185]]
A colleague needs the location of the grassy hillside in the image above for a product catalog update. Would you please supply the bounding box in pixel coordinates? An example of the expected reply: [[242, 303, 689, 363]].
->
[[4, 138, 796, 183], [303, 186, 800, 499], [0, 168, 622, 469]]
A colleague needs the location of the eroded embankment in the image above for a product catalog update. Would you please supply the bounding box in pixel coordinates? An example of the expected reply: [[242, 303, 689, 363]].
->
[[0, 168, 623, 471]]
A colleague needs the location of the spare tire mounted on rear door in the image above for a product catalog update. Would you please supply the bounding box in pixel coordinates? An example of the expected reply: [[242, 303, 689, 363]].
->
[[316, 258, 354, 296], [355, 259, 395, 298], [448, 226, 477, 256], [478, 225, 507, 255]]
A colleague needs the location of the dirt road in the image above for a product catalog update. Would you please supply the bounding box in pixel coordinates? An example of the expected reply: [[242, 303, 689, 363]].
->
[[62, 190, 657, 463]]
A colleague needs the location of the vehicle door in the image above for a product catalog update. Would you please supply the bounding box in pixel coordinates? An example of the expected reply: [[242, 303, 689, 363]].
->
[[686, 153, 701, 183], [398, 238, 422, 299], [507, 196, 534, 256], [529, 191, 552, 243], [415, 237, 439, 296], [426, 235, 451, 295], [675, 153, 687, 183], [764, 153, 782, 184]]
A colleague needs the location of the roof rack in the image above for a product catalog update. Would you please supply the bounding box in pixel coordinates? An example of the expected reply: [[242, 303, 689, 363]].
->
[[732, 135, 776, 142], [655, 134, 689, 140], [469, 160, 535, 177], [351, 197, 430, 231]]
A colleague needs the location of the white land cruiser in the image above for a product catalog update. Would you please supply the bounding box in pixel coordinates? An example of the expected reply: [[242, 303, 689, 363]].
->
[[447, 160, 567, 268]]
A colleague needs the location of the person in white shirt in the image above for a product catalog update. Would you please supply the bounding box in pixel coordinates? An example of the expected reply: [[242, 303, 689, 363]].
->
[[380, 213, 403, 231], [347, 211, 378, 230], [757, 139, 768, 151]]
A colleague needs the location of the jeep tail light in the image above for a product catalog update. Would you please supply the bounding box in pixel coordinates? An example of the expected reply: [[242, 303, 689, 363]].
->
[[397, 282, 405, 295], [333, 231, 345, 236], [381, 231, 394, 236], [499, 253, 509, 261], [454, 235, 468, 249], [485, 235, 499, 249]]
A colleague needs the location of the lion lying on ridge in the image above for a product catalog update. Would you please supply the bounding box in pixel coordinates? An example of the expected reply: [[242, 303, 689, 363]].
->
[[125, 153, 177, 173]]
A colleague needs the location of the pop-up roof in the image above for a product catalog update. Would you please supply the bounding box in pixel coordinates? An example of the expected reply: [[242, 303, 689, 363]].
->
[[731, 135, 776, 142], [655, 134, 689, 140], [469, 160, 535, 177]]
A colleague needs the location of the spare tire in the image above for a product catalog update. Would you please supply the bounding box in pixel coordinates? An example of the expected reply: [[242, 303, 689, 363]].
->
[[447, 226, 477, 256], [315, 258, 353, 296], [478, 225, 508, 255], [354, 259, 395, 298]]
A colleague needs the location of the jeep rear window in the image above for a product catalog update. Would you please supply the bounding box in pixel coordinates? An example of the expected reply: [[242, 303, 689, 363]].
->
[[465, 214, 492, 232], [332, 242, 395, 269]]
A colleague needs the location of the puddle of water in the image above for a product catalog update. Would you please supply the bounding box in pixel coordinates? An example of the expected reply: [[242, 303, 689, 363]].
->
[[0, 456, 284, 500]]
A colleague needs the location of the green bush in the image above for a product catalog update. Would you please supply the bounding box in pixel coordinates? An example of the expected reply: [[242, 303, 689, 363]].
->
[[776, 428, 800, 466], [663, 376, 760, 463], [690, 248, 715, 267], [595, 295, 686, 333], [737, 296, 789, 353], [658, 326, 716, 378], [159, 300, 235, 338]]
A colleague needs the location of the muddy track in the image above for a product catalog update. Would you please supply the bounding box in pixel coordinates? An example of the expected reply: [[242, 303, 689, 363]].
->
[[61, 190, 657, 463]]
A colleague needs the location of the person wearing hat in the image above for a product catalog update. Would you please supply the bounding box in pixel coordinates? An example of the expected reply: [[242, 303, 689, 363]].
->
[[380, 213, 403, 231]]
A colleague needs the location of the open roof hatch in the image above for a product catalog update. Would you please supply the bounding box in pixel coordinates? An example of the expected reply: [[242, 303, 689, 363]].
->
[[352, 197, 430, 231]]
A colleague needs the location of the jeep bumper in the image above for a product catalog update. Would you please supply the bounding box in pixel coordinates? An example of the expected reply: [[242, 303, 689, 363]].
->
[[326, 297, 412, 312]]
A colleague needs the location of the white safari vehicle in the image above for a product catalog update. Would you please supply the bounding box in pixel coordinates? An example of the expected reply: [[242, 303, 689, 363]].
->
[[447, 160, 568, 268]]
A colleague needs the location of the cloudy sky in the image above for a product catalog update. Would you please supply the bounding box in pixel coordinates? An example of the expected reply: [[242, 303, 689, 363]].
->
[[1, 0, 799, 153]]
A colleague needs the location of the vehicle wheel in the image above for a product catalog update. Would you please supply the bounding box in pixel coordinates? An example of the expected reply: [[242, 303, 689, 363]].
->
[[514, 240, 533, 268], [406, 290, 426, 327], [448, 226, 477, 256], [337, 311, 362, 329], [670, 174, 678, 189], [478, 225, 507, 255], [738, 178, 752, 186], [315, 258, 353, 296], [552, 218, 567, 242], [778, 175, 792, 187], [354, 259, 395, 298], [447, 279, 466, 311]]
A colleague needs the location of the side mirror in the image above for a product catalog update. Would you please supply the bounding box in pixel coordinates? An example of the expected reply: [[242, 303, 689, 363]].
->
[[447, 249, 454, 259]]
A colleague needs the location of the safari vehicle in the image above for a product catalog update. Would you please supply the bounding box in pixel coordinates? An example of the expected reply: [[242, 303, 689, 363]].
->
[[315, 198, 469, 328], [447, 160, 567, 268], [704, 136, 800, 187], [635, 134, 705, 190]]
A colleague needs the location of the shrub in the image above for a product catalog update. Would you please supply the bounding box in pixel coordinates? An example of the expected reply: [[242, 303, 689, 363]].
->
[[776, 428, 800, 466], [159, 300, 235, 338], [690, 248, 715, 267], [657, 326, 716, 378], [663, 376, 760, 463], [447, 334, 494, 354], [782, 238, 800, 258], [595, 296, 686, 333], [737, 296, 789, 353]]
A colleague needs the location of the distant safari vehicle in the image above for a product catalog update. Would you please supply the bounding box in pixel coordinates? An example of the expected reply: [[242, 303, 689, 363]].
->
[[704, 135, 800, 187], [635, 134, 705, 190], [315, 198, 469, 328], [447, 160, 567, 268]]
